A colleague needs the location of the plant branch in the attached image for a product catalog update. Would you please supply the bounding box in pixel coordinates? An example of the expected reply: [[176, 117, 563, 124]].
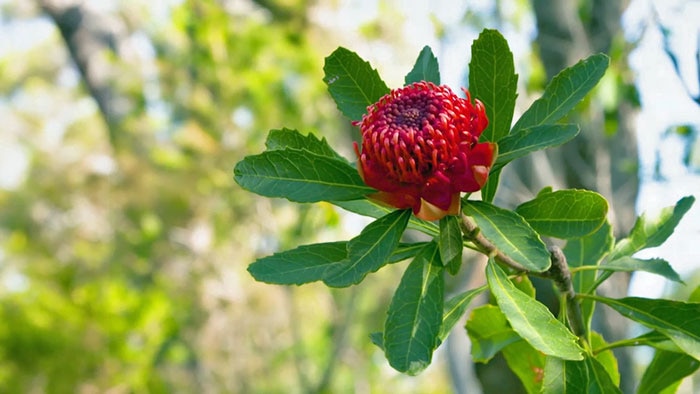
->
[[541, 246, 587, 338], [459, 213, 528, 272], [460, 213, 587, 339]]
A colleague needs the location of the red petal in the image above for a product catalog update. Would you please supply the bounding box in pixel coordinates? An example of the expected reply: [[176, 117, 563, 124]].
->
[[421, 171, 453, 211]]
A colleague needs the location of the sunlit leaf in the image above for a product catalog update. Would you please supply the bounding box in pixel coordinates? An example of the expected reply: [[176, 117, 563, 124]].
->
[[324, 209, 411, 287], [493, 124, 580, 171], [439, 215, 463, 275], [234, 149, 374, 202], [516, 189, 608, 239], [599, 257, 683, 283], [511, 54, 609, 134], [466, 304, 520, 363], [590, 332, 620, 386], [405, 46, 440, 85], [469, 29, 518, 202], [486, 262, 583, 360], [439, 287, 486, 342], [264, 128, 347, 161], [384, 242, 444, 375], [502, 340, 546, 394], [610, 196, 695, 260], [469, 28, 518, 144], [588, 295, 700, 360], [542, 355, 621, 394], [463, 201, 550, 272], [638, 350, 700, 394], [323, 47, 390, 121]]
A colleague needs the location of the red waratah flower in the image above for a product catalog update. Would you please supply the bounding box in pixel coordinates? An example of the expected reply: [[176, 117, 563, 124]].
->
[[354, 81, 496, 221]]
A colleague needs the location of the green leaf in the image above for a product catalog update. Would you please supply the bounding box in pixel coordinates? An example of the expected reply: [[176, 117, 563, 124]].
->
[[331, 199, 439, 237], [234, 149, 374, 202], [439, 287, 486, 342], [590, 332, 620, 386], [323, 47, 390, 121], [515, 189, 608, 239], [610, 196, 695, 260], [542, 355, 621, 394], [486, 262, 583, 360], [469, 29, 518, 144], [493, 124, 580, 171], [463, 201, 550, 272], [324, 209, 411, 287], [248, 241, 424, 286], [502, 340, 546, 394], [638, 350, 700, 394], [389, 242, 431, 264], [384, 242, 444, 375], [404, 45, 440, 85], [564, 221, 613, 330], [264, 128, 346, 161], [599, 257, 683, 283], [466, 304, 520, 363], [469, 29, 517, 202], [627, 331, 684, 353], [587, 295, 700, 360], [248, 241, 347, 285], [511, 54, 609, 134], [439, 215, 463, 275]]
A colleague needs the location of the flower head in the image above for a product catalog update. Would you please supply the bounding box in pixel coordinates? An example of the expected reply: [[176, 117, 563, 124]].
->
[[354, 81, 496, 221]]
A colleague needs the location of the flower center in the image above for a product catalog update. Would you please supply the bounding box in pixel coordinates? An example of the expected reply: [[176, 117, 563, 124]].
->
[[357, 82, 482, 186]]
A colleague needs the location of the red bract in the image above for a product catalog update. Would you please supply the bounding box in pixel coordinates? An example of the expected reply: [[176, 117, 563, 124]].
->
[[354, 81, 496, 221]]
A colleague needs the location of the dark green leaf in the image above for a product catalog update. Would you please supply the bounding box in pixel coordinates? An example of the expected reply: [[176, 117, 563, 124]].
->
[[542, 355, 621, 394], [324, 209, 411, 287], [404, 45, 440, 85], [331, 199, 439, 236], [638, 350, 700, 394], [486, 262, 583, 360], [384, 242, 444, 375], [439, 215, 463, 275], [600, 257, 683, 283], [515, 189, 608, 239], [439, 287, 486, 342], [511, 54, 609, 134], [389, 242, 431, 264], [564, 221, 613, 330], [610, 196, 695, 260], [463, 201, 550, 272], [370, 332, 384, 350], [493, 124, 580, 171], [248, 240, 423, 286], [587, 295, 700, 360], [590, 332, 620, 386], [502, 340, 546, 394], [323, 47, 390, 121], [264, 128, 346, 160], [466, 304, 520, 363], [248, 241, 347, 285], [234, 149, 374, 202], [469, 29, 518, 144]]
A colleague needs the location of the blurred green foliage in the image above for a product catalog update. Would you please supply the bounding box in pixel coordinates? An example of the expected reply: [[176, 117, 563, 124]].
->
[[0, 1, 456, 392]]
